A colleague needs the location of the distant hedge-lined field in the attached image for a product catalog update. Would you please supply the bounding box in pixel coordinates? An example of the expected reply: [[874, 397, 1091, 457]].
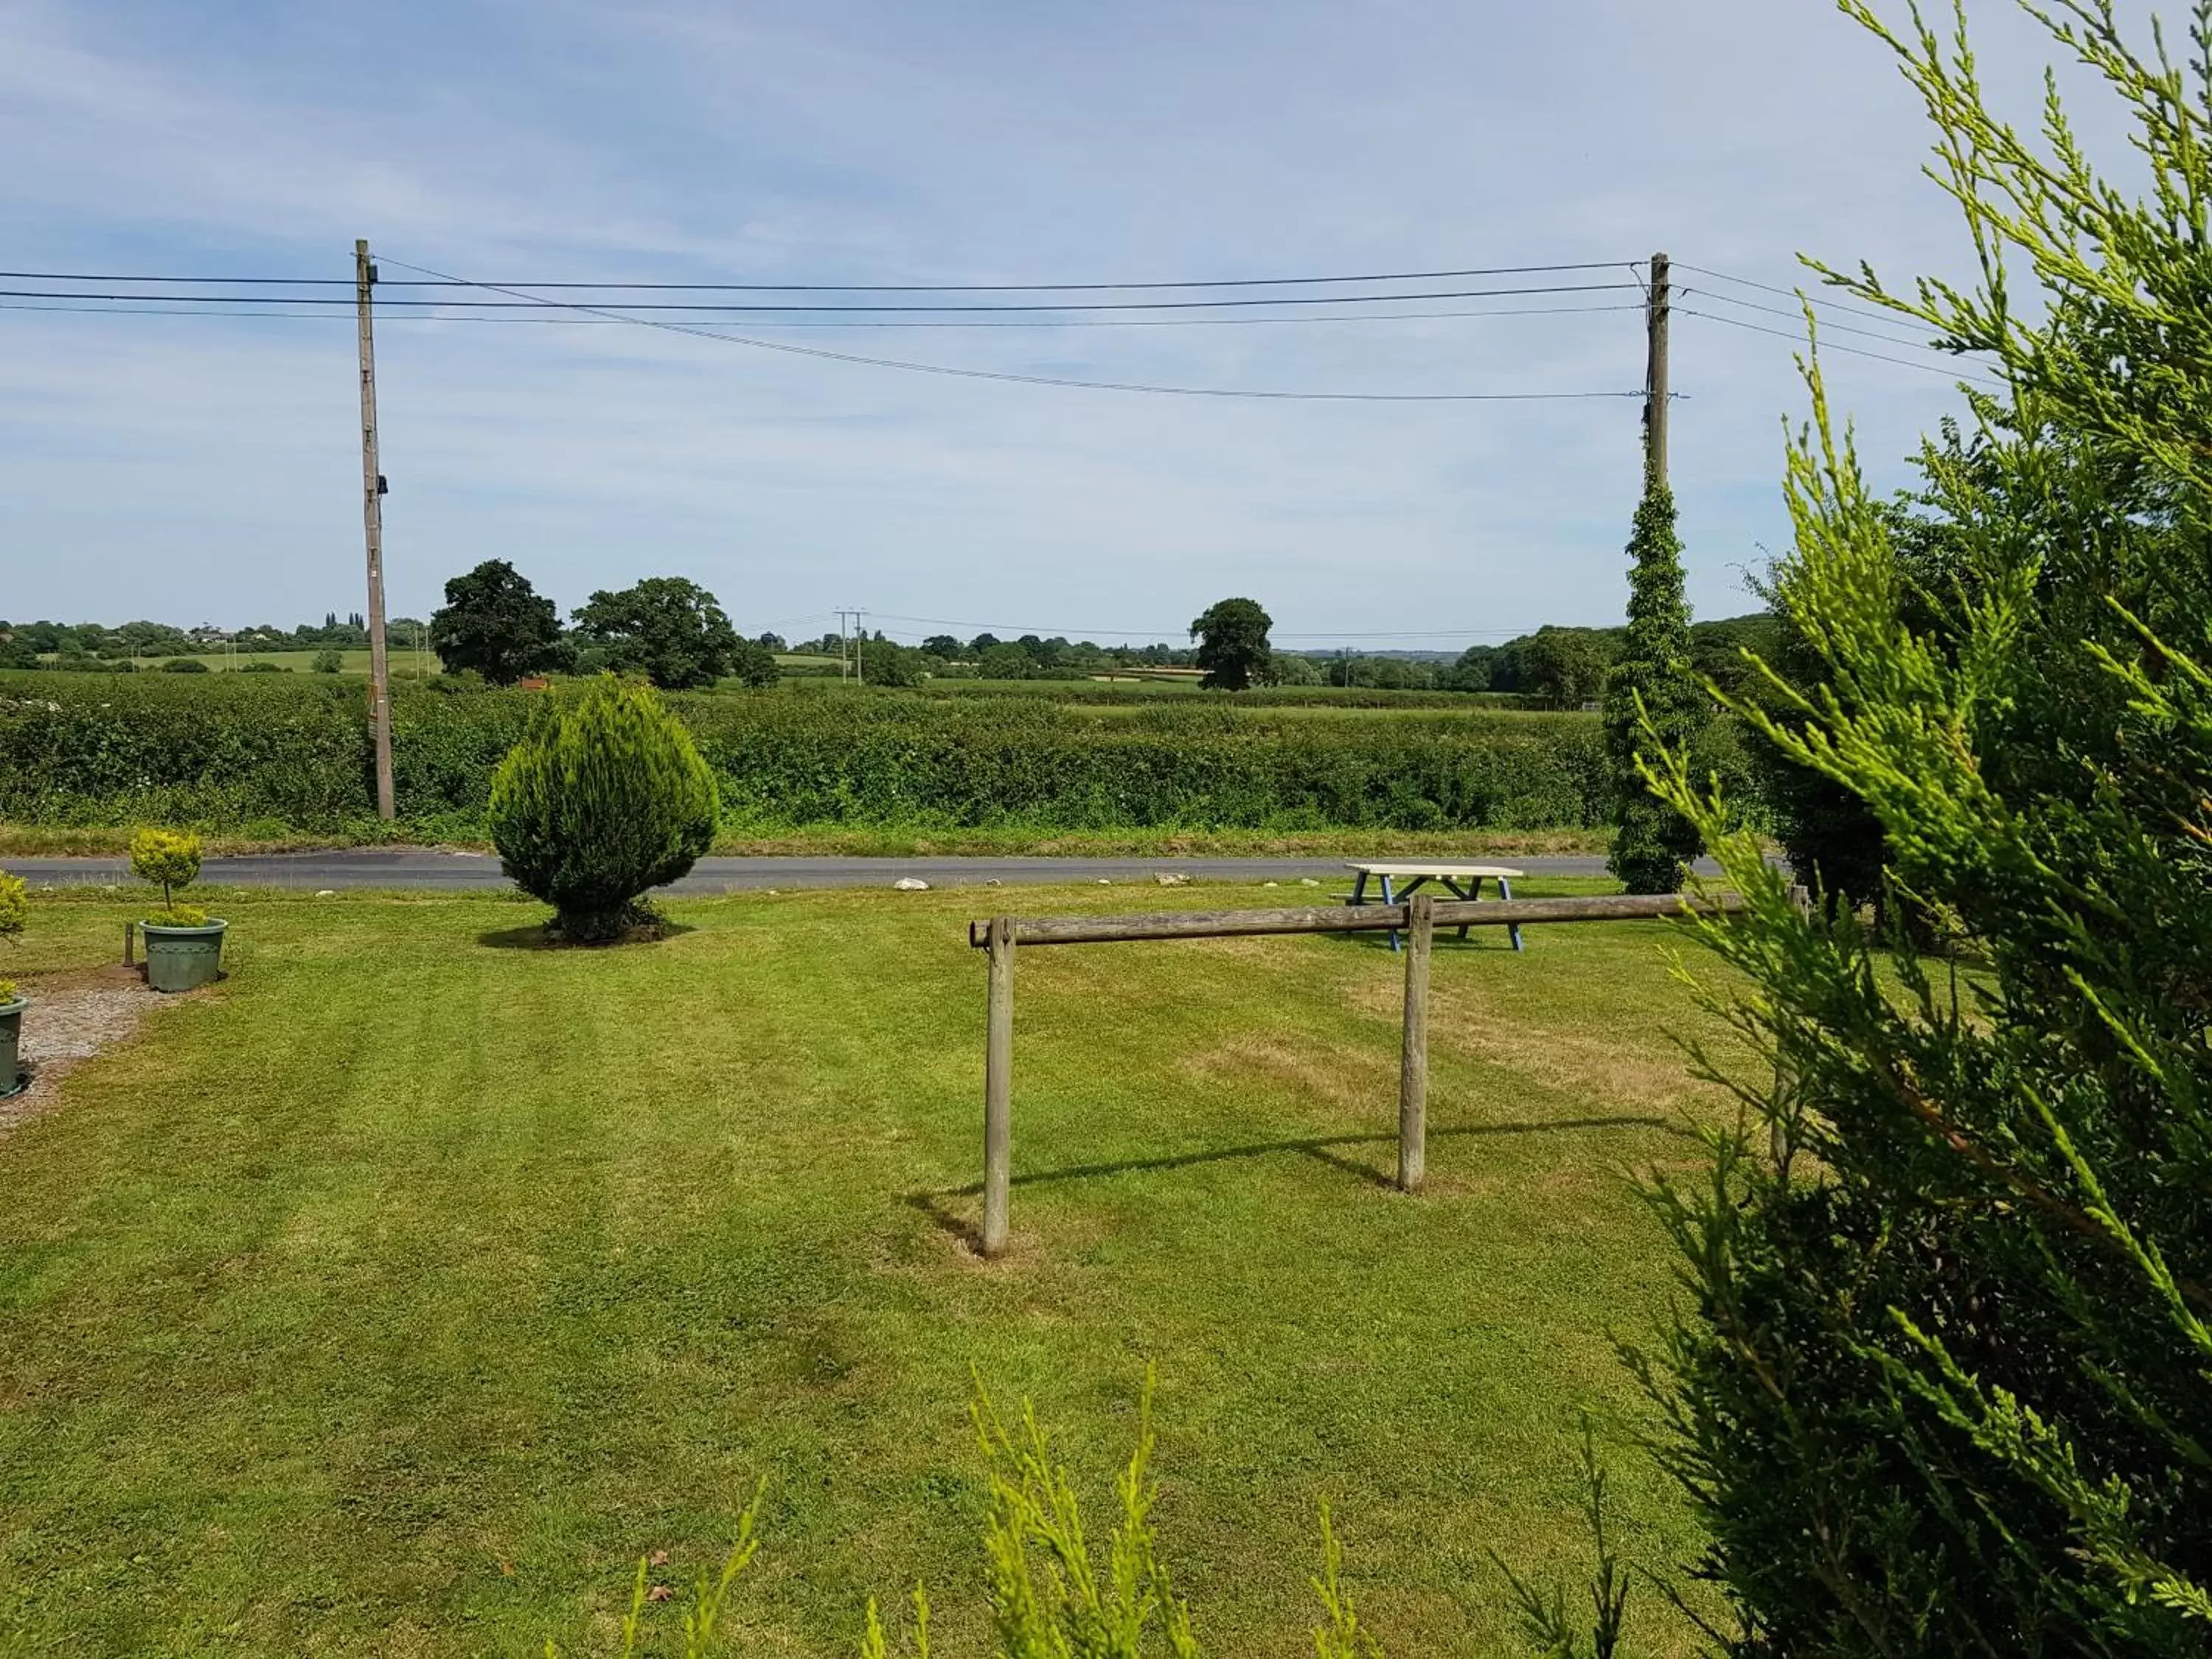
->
[[0, 671, 1646, 837]]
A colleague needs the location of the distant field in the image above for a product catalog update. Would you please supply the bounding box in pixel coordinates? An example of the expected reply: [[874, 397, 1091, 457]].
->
[[79, 647, 445, 678]]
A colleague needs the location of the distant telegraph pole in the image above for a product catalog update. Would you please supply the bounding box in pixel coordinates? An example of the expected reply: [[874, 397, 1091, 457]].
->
[[837, 608, 867, 685], [355, 239, 396, 820], [1644, 251, 1671, 487]]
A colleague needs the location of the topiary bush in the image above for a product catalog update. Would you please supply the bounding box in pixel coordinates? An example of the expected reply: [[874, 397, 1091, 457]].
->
[[489, 675, 718, 942], [0, 869, 26, 1002], [129, 826, 206, 923]]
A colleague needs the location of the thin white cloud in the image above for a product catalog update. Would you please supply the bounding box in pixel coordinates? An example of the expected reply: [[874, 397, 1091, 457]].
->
[[0, 0, 2126, 639]]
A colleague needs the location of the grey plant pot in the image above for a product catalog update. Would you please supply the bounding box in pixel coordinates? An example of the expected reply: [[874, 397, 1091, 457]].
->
[[0, 995, 25, 1099], [141, 919, 228, 993]]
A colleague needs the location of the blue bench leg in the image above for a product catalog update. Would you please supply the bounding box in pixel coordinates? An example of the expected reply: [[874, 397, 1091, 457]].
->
[[1500, 877, 1524, 951], [1382, 874, 1400, 952]]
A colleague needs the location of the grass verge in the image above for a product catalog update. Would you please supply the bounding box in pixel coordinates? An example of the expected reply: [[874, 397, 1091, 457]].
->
[[0, 823, 1615, 860]]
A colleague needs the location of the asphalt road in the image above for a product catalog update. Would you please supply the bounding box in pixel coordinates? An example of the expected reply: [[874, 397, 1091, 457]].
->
[[2, 848, 1626, 894]]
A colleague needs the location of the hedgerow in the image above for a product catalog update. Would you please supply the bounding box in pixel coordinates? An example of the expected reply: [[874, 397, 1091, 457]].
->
[[0, 671, 1618, 835]]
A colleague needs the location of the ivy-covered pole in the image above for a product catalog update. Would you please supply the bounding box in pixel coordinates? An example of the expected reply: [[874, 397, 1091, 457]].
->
[[1603, 256, 1707, 893]]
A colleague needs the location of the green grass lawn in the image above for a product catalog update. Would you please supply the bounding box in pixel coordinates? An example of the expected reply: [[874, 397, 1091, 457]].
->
[[0, 880, 1747, 1655]]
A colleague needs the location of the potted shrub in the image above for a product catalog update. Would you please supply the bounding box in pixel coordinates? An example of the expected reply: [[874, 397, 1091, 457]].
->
[[131, 827, 227, 992], [0, 871, 25, 1097]]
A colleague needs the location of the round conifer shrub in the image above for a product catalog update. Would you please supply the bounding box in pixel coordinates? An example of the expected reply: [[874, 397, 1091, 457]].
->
[[487, 675, 718, 941]]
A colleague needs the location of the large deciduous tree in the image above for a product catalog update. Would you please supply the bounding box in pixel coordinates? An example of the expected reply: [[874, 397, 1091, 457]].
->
[[1189, 597, 1271, 691], [1634, 3, 2212, 1652], [571, 577, 740, 691], [428, 560, 566, 686]]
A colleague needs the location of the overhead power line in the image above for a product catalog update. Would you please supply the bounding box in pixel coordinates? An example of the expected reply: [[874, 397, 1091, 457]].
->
[[0, 296, 1646, 330], [1679, 285, 1980, 355], [1673, 261, 1950, 330], [0, 281, 1639, 313], [1675, 306, 2004, 386], [0, 259, 1629, 292], [375, 254, 1647, 403]]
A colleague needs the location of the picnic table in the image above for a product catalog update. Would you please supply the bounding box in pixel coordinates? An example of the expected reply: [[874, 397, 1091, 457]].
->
[[1342, 862, 1526, 952]]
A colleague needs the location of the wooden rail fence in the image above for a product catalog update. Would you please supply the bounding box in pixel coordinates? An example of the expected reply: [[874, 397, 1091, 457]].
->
[[964, 889, 1753, 1257]]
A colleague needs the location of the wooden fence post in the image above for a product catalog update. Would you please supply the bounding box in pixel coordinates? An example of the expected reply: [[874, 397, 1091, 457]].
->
[[1398, 893, 1433, 1193], [122, 920, 135, 967], [982, 916, 1015, 1256]]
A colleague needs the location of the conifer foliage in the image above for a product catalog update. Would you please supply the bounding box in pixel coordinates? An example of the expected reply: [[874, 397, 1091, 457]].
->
[[1636, 2, 2212, 1649], [489, 675, 717, 942], [1603, 480, 1705, 892]]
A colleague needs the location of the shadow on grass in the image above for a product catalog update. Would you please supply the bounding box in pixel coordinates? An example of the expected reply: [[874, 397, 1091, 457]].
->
[[905, 1113, 1679, 1253], [476, 921, 698, 950]]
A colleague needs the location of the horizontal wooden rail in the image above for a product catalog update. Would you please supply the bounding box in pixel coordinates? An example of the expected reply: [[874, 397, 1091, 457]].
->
[[967, 888, 1757, 1257], [968, 890, 1747, 949]]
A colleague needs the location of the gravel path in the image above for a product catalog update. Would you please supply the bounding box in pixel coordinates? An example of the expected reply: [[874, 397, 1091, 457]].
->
[[1, 970, 164, 1136]]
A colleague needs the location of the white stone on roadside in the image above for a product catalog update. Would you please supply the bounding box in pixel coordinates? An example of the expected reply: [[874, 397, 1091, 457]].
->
[[1154, 872, 1191, 886], [893, 877, 931, 891], [1262, 880, 1279, 888], [315, 888, 336, 898], [1097, 879, 1111, 885], [1299, 877, 1321, 887]]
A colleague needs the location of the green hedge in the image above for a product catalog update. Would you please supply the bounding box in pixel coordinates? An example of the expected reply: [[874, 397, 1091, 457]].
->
[[0, 672, 1618, 834]]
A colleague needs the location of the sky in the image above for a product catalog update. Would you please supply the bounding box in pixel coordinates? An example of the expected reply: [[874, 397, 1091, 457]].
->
[[0, 0, 2135, 649]]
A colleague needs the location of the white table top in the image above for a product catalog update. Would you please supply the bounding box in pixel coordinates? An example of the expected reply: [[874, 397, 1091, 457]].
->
[[1346, 862, 1525, 879]]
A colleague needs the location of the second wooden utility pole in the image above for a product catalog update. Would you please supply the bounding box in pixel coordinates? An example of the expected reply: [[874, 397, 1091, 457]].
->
[[355, 239, 395, 821], [1645, 251, 1671, 488]]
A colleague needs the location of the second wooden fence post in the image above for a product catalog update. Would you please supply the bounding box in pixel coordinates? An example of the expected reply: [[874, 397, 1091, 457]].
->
[[1398, 893, 1433, 1192], [982, 915, 1015, 1256]]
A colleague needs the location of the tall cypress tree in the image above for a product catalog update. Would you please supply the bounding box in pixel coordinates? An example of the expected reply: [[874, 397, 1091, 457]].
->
[[1632, 4, 2212, 1649], [1603, 479, 1706, 892]]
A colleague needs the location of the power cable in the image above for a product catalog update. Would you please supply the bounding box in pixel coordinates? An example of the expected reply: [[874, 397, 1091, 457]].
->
[[1676, 307, 2004, 386], [0, 281, 1640, 313], [0, 297, 1646, 329], [1678, 286, 1983, 356], [377, 255, 1648, 403], [0, 259, 1631, 292], [1673, 261, 1955, 330]]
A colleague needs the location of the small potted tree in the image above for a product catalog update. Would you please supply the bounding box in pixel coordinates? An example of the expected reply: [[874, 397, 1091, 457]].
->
[[0, 872, 26, 1097], [132, 827, 228, 992]]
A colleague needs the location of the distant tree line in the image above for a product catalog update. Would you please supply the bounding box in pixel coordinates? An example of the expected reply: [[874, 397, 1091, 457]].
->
[[5, 573, 1778, 706], [0, 611, 392, 670]]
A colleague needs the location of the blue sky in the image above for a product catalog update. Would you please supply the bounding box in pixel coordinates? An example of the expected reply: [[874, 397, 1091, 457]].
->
[[0, 0, 2101, 647]]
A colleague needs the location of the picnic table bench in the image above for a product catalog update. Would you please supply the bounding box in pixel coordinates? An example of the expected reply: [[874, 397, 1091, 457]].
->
[[1341, 862, 1526, 951]]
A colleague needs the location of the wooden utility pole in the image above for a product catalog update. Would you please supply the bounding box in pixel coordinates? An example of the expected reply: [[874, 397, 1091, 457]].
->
[[1645, 251, 1671, 488], [355, 239, 395, 820]]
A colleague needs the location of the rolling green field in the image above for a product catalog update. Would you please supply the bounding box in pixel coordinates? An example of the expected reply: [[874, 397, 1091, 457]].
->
[[0, 879, 1743, 1655], [0, 671, 1629, 846], [138, 647, 444, 678]]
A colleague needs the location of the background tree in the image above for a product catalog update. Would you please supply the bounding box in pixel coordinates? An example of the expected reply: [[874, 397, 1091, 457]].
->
[[1638, 5, 2212, 1650], [1603, 481, 1706, 892], [1516, 627, 1612, 706], [429, 560, 566, 686], [729, 639, 781, 689], [1189, 597, 1271, 691], [571, 577, 739, 691]]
